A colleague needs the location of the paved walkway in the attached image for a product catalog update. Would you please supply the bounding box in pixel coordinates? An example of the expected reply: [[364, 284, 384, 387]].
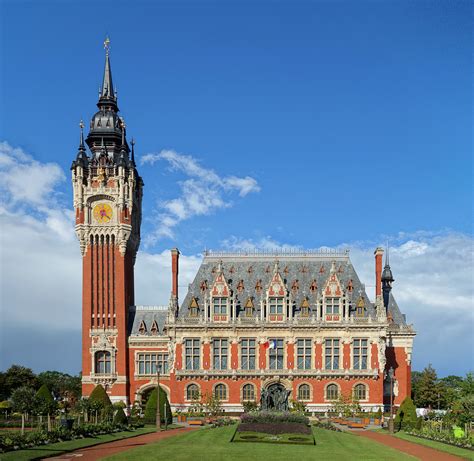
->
[[354, 430, 466, 461], [46, 427, 196, 461]]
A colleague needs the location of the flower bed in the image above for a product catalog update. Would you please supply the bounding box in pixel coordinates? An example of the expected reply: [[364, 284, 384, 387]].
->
[[238, 422, 311, 435], [240, 411, 309, 425], [312, 421, 343, 432], [0, 422, 144, 453], [404, 428, 473, 450]]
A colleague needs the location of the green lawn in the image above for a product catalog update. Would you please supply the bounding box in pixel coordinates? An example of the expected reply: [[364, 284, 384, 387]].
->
[[104, 425, 416, 461], [0, 427, 155, 461], [233, 430, 314, 445], [394, 431, 474, 460]]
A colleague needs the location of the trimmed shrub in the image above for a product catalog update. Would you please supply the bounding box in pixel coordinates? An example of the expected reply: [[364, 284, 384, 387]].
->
[[240, 411, 309, 425], [144, 387, 172, 425], [89, 385, 112, 408], [113, 407, 128, 425], [242, 401, 258, 413], [394, 397, 417, 431]]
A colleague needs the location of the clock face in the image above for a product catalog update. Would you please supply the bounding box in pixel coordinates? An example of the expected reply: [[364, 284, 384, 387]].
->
[[93, 203, 113, 224]]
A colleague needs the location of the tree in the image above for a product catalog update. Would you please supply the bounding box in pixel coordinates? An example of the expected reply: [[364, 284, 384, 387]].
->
[[37, 371, 81, 400], [413, 364, 442, 408], [1, 365, 37, 399], [394, 397, 417, 431], [144, 387, 172, 424], [113, 407, 128, 425], [203, 392, 223, 417], [460, 372, 474, 397], [36, 384, 58, 432], [11, 387, 37, 434], [88, 385, 113, 423]]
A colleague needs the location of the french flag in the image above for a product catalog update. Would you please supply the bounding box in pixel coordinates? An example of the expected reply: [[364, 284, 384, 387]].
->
[[263, 340, 276, 349]]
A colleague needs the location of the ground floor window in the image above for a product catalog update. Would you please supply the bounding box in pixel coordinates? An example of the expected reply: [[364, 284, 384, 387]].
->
[[298, 383, 311, 400], [353, 383, 367, 400], [326, 383, 339, 400], [214, 383, 227, 400], [242, 383, 255, 401], [186, 383, 200, 400]]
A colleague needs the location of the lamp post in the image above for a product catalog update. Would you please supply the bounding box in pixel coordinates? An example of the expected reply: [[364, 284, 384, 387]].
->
[[155, 362, 162, 432], [387, 367, 394, 434]]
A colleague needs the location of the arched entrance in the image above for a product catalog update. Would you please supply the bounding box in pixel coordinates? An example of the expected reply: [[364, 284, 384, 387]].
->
[[261, 383, 291, 411]]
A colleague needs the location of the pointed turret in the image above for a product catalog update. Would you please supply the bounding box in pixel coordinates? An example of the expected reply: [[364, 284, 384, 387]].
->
[[381, 246, 394, 311], [72, 120, 89, 168], [98, 37, 118, 110]]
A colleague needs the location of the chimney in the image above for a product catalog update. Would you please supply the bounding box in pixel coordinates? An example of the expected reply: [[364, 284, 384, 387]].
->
[[171, 248, 180, 301], [374, 247, 384, 297]]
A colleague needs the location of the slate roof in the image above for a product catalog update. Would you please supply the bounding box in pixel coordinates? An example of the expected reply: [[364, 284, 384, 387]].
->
[[178, 251, 393, 321], [128, 306, 168, 336], [387, 292, 407, 326]]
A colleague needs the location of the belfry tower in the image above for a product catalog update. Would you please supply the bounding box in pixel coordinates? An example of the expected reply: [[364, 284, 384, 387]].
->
[[71, 40, 143, 402]]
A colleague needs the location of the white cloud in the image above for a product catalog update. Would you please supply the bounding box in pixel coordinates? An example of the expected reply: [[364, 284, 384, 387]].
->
[[141, 149, 260, 242]]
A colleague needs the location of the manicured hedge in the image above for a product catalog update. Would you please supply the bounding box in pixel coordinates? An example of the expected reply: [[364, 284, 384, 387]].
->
[[394, 397, 417, 431], [144, 387, 172, 425]]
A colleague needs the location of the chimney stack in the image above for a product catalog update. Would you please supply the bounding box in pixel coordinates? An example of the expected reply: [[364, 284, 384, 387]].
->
[[171, 248, 180, 301], [374, 247, 384, 297]]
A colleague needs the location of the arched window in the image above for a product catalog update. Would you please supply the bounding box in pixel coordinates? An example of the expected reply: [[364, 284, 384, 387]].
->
[[186, 384, 200, 401], [326, 383, 338, 400], [298, 384, 311, 401], [242, 384, 255, 401], [214, 383, 227, 400], [353, 383, 367, 400], [95, 351, 111, 374]]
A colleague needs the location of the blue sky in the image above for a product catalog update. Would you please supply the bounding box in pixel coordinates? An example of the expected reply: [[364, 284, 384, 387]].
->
[[0, 1, 472, 377]]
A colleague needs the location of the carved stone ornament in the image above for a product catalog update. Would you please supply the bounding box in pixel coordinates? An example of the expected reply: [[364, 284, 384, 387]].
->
[[378, 338, 387, 371]]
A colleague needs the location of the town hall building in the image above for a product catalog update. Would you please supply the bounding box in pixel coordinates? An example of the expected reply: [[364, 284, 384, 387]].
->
[[71, 45, 416, 413]]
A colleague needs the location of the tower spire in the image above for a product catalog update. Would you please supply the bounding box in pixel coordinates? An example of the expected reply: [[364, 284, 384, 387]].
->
[[99, 37, 117, 106], [381, 243, 394, 312]]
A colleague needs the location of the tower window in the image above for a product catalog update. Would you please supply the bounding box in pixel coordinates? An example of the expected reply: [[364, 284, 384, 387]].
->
[[137, 353, 168, 375], [95, 351, 111, 374]]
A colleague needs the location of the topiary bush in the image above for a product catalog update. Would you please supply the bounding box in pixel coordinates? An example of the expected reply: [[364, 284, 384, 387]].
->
[[89, 385, 112, 408], [394, 397, 417, 431], [113, 407, 128, 425], [240, 411, 309, 425], [144, 387, 172, 425]]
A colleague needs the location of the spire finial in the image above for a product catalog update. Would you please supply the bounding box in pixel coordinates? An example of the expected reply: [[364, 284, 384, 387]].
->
[[131, 137, 136, 165], [79, 119, 85, 147], [385, 240, 390, 267], [104, 36, 111, 56], [120, 117, 126, 146]]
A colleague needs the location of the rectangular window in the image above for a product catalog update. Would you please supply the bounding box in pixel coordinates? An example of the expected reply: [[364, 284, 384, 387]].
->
[[325, 298, 340, 315], [269, 338, 284, 369], [213, 297, 228, 314], [269, 298, 284, 314], [185, 338, 200, 370], [136, 353, 168, 375], [296, 338, 312, 370], [241, 339, 256, 370], [353, 339, 368, 370], [213, 339, 228, 370], [324, 339, 340, 370]]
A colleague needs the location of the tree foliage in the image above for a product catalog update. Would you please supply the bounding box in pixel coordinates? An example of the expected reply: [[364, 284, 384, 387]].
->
[[412, 364, 442, 408], [144, 387, 172, 424], [35, 384, 57, 416], [89, 384, 112, 408], [394, 396, 417, 431], [0, 365, 37, 400], [37, 371, 81, 400]]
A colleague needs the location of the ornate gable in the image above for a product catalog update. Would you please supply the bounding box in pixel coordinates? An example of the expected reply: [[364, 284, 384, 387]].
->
[[323, 262, 343, 297], [267, 263, 286, 297], [211, 270, 230, 297]]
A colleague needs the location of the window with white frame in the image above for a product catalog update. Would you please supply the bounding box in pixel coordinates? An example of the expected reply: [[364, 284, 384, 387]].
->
[[95, 351, 111, 374], [213, 339, 228, 370], [214, 383, 227, 400], [213, 297, 228, 314], [136, 353, 168, 375], [185, 338, 200, 370], [325, 297, 340, 315], [269, 338, 284, 369], [325, 339, 340, 370], [242, 383, 255, 401], [353, 383, 367, 400], [269, 297, 284, 314], [353, 339, 368, 370], [298, 383, 311, 401], [186, 383, 200, 400], [296, 338, 312, 370], [241, 339, 256, 370], [326, 383, 338, 400]]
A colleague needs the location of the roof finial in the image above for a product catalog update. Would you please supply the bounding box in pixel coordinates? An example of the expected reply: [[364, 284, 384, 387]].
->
[[79, 119, 85, 148], [120, 117, 126, 146], [131, 137, 136, 165], [104, 36, 111, 56], [385, 240, 390, 267]]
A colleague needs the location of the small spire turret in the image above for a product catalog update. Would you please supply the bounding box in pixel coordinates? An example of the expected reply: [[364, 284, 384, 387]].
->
[[381, 245, 394, 311], [73, 120, 88, 168]]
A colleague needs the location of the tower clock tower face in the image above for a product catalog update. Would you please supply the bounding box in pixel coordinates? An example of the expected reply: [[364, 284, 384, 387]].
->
[[93, 203, 113, 224]]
